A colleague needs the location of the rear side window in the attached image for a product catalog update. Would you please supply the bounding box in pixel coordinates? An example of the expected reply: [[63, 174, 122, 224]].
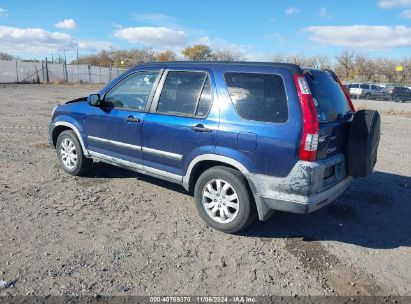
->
[[156, 71, 212, 117], [305, 70, 351, 122], [224, 72, 288, 123]]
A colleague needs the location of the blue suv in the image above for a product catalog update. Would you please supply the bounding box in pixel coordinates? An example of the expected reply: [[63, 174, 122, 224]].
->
[[49, 62, 380, 233]]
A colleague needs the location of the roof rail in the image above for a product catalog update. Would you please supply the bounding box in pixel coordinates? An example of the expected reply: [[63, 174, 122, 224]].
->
[[135, 61, 303, 74]]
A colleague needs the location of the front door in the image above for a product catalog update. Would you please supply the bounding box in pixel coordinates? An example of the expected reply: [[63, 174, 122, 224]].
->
[[85, 70, 161, 164]]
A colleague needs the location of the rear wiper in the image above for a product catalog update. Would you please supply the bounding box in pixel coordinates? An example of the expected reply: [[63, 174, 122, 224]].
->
[[337, 111, 353, 121]]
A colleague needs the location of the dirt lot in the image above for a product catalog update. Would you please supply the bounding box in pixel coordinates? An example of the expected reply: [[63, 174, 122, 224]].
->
[[0, 84, 410, 297]]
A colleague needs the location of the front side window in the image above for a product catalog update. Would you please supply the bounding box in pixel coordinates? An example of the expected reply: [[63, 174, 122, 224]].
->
[[104, 71, 159, 111], [157, 71, 212, 117], [224, 72, 288, 123]]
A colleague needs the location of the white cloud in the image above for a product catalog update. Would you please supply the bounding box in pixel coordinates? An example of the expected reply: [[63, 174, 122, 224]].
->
[[319, 7, 333, 19], [285, 7, 301, 15], [399, 9, 411, 17], [114, 26, 187, 47], [55, 19, 77, 30], [196, 36, 250, 54], [304, 25, 411, 49], [0, 7, 7, 17], [0, 25, 112, 55], [378, 0, 411, 8]]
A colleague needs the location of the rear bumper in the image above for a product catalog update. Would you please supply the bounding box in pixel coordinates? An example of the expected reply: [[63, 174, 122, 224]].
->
[[260, 176, 352, 214], [246, 154, 353, 220]]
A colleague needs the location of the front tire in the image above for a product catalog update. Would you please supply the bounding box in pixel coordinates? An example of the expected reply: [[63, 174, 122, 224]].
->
[[56, 130, 92, 176], [194, 166, 255, 233]]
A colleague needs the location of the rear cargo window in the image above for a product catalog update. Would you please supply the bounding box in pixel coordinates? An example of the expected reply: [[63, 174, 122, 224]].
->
[[305, 70, 351, 122], [224, 72, 288, 123]]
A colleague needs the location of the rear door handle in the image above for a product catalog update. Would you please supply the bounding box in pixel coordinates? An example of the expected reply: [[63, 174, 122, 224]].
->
[[126, 115, 140, 123], [191, 124, 212, 132]]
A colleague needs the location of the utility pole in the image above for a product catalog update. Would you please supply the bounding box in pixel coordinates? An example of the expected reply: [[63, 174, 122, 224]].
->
[[63, 50, 68, 82]]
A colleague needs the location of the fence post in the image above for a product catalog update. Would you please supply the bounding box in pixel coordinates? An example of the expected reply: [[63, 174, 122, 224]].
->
[[88, 65, 91, 84], [41, 60, 45, 83], [109, 65, 112, 82], [45, 57, 49, 83], [35, 65, 40, 83], [15, 60, 19, 83], [65, 61, 68, 82], [99, 66, 102, 84], [62, 62, 66, 82]]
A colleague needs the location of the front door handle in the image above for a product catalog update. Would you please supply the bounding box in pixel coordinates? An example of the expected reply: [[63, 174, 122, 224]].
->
[[126, 115, 140, 123], [191, 124, 212, 132]]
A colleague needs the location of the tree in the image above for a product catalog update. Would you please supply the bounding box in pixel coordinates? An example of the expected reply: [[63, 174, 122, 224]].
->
[[182, 44, 213, 61], [155, 50, 177, 61], [335, 50, 356, 80], [315, 54, 331, 69], [355, 54, 378, 82], [212, 49, 243, 61], [71, 48, 155, 68], [0, 52, 13, 60], [272, 53, 286, 63]]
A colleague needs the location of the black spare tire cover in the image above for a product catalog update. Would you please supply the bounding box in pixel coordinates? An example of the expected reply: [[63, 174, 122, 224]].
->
[[346, 110, 380, 177]]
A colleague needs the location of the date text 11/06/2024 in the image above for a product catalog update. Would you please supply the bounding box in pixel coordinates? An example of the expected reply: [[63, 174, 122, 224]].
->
[[149, 296, 257, 303]]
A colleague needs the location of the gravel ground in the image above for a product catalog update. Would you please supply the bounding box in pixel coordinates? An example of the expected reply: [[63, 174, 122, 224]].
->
[[0, 84, 410, 297]]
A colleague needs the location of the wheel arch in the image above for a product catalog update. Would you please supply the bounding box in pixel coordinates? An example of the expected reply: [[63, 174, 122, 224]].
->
[[183, 154, 250, 192], [52, 121, 89, 156]]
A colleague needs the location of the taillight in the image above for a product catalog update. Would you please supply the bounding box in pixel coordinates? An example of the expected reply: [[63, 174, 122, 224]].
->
[[294, 74, 319, 161]]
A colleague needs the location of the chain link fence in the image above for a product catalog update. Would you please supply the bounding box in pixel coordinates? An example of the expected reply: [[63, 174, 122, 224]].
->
[[0, 60, 127, 84]]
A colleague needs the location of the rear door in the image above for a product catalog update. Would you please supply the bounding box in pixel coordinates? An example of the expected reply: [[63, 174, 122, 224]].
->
[[305, 70, 353, 160], [141, 69, 218, 177]]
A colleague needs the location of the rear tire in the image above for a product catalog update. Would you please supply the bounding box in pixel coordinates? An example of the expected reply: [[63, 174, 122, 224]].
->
[[194, 166, 255, 233], [365, 93, 371, 100], [56, 130, 92, 176]]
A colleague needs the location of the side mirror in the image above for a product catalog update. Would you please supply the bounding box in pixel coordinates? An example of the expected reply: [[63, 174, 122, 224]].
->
[[87, 94, 101, 107]]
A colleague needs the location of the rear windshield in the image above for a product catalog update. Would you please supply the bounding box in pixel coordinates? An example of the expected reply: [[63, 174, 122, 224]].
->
[[305, 70, 351, 122]]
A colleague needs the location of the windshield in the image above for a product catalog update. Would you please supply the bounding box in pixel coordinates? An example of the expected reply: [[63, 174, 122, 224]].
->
[[305, 70, 351, 122]]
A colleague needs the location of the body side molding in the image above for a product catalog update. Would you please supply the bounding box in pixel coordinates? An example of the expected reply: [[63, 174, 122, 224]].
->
[[88, 136, 141, 151]]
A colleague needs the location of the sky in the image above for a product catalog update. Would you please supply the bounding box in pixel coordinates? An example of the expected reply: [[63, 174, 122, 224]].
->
[[1, 0, 411, 61]]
